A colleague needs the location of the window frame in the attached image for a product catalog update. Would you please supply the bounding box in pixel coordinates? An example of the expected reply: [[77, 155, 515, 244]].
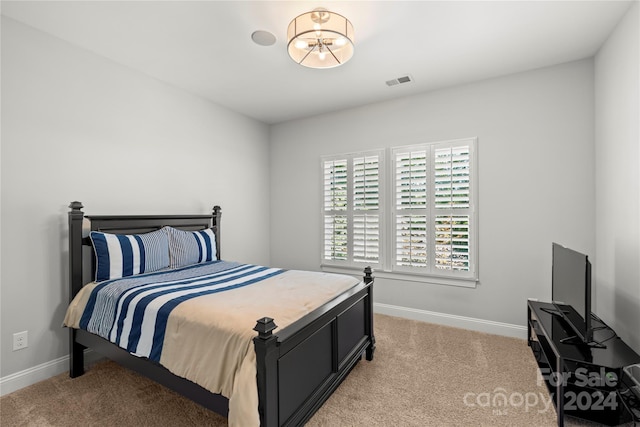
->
[[321, 138, 478, 287], [321, 149, 385, 270]]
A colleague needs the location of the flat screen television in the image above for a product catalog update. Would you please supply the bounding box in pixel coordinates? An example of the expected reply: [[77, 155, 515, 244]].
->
[[551, 242, 593, 344]]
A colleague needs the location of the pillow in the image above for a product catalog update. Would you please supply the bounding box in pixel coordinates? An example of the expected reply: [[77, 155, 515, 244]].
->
[[90, 229, 169, 282], [164, 226, 217, 269]]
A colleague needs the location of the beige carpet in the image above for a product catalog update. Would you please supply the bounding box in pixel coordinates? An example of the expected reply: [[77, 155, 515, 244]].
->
[[0, 314, 608, 426]]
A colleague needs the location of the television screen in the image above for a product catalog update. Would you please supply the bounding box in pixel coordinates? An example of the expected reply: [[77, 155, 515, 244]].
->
[[551, 243, 592, 343]]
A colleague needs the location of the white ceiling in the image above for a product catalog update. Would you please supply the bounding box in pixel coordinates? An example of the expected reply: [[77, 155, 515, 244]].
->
[[1, 1, 633, 124]]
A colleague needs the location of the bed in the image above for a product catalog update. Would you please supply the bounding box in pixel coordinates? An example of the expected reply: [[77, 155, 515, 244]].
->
[[65, 201, 375, 427]]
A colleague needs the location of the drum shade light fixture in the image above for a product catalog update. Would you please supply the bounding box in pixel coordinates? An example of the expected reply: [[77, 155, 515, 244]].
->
[[287, 8, 354, 69]]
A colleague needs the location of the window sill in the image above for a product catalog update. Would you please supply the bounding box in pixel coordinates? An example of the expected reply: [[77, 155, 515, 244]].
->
[[320, 264, 478, 289]]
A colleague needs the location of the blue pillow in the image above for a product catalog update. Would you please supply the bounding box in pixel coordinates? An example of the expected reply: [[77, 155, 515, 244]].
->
[[90, 229, 169, 282], [164, 226, 217, 268]]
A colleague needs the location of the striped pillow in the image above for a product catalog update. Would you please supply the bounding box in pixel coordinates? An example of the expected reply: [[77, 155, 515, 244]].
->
[[90, 229, 169, 282], [164, 226, 217, 269]]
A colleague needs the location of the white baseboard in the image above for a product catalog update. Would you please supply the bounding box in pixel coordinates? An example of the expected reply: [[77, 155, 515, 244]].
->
[[0, 350, 102, 397], [374, 302, 527, 339]]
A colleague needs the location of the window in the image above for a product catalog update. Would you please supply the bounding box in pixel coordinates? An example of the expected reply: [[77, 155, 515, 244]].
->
[[323, 150, 384, 268], [393, 141, 474, 278], [322, 138, 477, 285]]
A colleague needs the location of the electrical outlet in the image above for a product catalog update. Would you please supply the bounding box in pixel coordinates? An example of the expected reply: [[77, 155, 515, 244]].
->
[[13, 331, 28, 351]]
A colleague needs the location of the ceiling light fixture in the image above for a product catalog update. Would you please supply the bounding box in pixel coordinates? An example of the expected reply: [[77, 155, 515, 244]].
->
[[287, 8, 354, 69]]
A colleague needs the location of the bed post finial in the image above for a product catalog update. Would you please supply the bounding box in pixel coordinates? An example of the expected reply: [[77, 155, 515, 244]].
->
[[364, 266, 374, 284], [69, 201, 84, 211], [253, 317, 277, 339]]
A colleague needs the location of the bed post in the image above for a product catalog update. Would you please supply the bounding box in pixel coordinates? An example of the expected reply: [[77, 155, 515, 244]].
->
[[253, 317, 278, 427], [364, 266, 376, 361], [212, 205, 221, 260], [68, 201, 86, 377]]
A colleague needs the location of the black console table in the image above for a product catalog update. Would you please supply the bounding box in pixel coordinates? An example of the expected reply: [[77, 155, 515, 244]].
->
[[527, 300, 640, 426]]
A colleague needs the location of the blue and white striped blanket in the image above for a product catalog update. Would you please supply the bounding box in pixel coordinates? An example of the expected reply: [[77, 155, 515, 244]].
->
[[79, 261, 284, 362]]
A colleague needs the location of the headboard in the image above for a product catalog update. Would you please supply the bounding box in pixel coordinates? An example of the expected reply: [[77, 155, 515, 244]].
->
[[68, 201, 221, 300]]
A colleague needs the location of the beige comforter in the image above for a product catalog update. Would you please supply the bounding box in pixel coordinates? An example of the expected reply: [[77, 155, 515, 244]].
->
[[64, 266, 360, 427]]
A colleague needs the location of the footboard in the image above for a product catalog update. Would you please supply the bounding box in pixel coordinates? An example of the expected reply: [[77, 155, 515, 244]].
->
[[254, 268, 375, 427]]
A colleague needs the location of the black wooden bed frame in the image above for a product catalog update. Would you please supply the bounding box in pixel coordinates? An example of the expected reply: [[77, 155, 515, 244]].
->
[[67, 201, 375, 427]]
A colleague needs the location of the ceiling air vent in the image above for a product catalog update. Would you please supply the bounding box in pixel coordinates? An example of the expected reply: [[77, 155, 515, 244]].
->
[[386, 75, 413, 87]]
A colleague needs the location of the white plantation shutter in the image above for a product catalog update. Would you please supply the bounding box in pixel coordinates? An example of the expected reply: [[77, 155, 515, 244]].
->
[[353, 156, 379, 210], [353, 155, 380, 263], [433, 144, 471, 272], [324, 215, 348, 260], [395, 150, 428, 209], [395, 149, 429, 267], [434, 215, 470, 271], [354, 214, 379, 262], [393, 138, 476, 278], [323, 160, 348, 261], [322, 151, 383, 267], [396, 214, 427, 266], [324, 160, 347, 211], [434, 146, 470, 209], [322, 138, 476, 283]]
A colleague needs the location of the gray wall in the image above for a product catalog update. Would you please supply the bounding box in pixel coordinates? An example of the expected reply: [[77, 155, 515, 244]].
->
[[0, 17, 271, 377], [270, 59, 596, 329], [594, 3, 640, 353]]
